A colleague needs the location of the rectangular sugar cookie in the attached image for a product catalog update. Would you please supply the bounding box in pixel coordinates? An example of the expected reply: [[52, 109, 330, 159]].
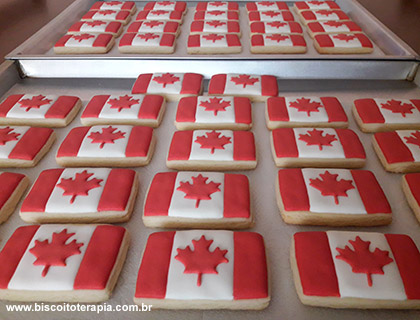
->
[[294, 1, 340, 12], [248, 10, 295, 23], [167, 130, 257, 170], [126, 21, 180, 36], [143, 172, 252, 228], [314, 32, 373, 54], [134, 230, 269, 309], [144, 1, 187, 14], [67, 21, 123, 37], [135, 10, 183, 23], [194, 10, 239, 21], [196, 2, 239, 11], [246, 2, 289, 12], [271, 128, 366, 168], [291, 231, 420, 309], [119, 33, 176, 53], [250, 21, 303, 35], [190, 21, 241, 36], [90, 1, 137, 15], [82, 10, 132, 25], [307, 21, 362, 38], [250, 34, 306, 54], [187, 34, 241, 54], [298, 9, 350, 25], [54, 33, 115, 54], [277, 169, 391, 226], [0, 172, 29, 224]]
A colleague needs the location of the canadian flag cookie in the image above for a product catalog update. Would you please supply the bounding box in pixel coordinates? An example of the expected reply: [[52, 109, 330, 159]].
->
[[208, 73, 278, 101], [134, 230, 269, 309], [56, 125, 154, 167], [20, 168, 138, 223], [144, 1, 187, 14], [292, 231, 420, 309], [190, 21, 241, 36], [250, 21, 303, 35], [353, 98, 420, 132], [132, 73, 204, 101], [315, 32, 373, 54], [194, 10, 239, 21], [143, 172, 252, 228], [67, 21, 123, 37], [402, 173, 420, 223], [373, 130, 420, 173], [250, 34, 306, 54], [248, 10, 295, 23], [0, 126, 55, 167], [119, 33, 176, 54], [246, 2, 290, 12], [167, 130, 257, 170], [90, 1, 137, 15], [175, 96, 252, 130], [81, 94, 165, 127], [0, 225, 129, 302], [294, 1, 340, 12], [187, 34, 241, 54], [266, 96, 348, 129], [271, 128, 366, 168], [0, 172, 29, 224], [196, 2, 239, 11], [307, 21, 362, 38], [0, 94, 81, 127], [277, 169, 391, 226], [135, 10, 183, 23], [54, 33, 115, 54], [298, 9, 350, 25], [81, 10, 132, 25], [126, 21, 180, 37]]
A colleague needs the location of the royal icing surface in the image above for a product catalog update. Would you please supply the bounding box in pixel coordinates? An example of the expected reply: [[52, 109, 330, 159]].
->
[[330, 34, 363, 48], [77, 21, 119, 33], [128, 20, 178, 33], [195, 10, 239, 21], [137, 10, 181, 21], [0, 172, 26, 210], [1, 95, 58, 119], [296, 1, 340, 10], [249, 10, 294, 22], [312, 10, 343, 21], [248, 2, 289, 11], [195, 96, 235, 123], [312, 21, 354, 33], [130, 33, 166, 46], [200, 20, 237, 33], [0, 126, 31, 159], [251, 21, 301, 34], [92, 1, 134, 11], [285, 97, 329, 122], [148, 73, 184, 94], [396, 131, 420, 161], [90, 10, 121, 20], [144, 1, 186, 11], [197, 2, 239, 11], [98, 94, 147, 119], [190, 130, 234, 161], [369, 99, 420, 124], [294, 128, 345, 158], [225, 74, 262, 95], [64, 34, 98, 47], [259, 34, 294, 46]]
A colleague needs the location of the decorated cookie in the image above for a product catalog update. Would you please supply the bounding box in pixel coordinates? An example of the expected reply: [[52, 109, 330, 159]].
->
[[0, 225, 129, 302], [167, 130, 257, 170], [119, 33, 176, 53], [250, 34, 306, 54], [134, 230, 269, 309], [292, 231, 420, 309], [187, 34, 241, 54], [246, 2, 289, 12], [81, 94, 165, 127], [143, 172, 252, 228], [402, 173, 420, 224], [373, 130, 420, 173], [306, 21, 362, 38], [248, 10, 295, 23], [0, 126, 55, 167], [194, 10, 239, 21], [0, 172, 29, 224], [135, 10, 183, 23], [298, 9, 350, 25], [353, 98, 420, 132], [294, 1, 340, 11], [144, 1, 187, 14], [90, 1, 137, 15], [20, 168, 138, 223], [314, 33, 373, 54], [266, 96, 348, 129], [126, 21, 180, 37], [132, 73, 204, 101], [175, 96, 252, 130], [56, 125, 154, 167], [208, 73, 278, 101], [271, 128, 366, 168], [190, 21, 241, 36], [250, 21, 303, 35], [67, 21, 123, 37], [54, 33, 115, 54], [81, 10, 132, 25], [277, 169, 391, 226], [0, 94, 81, 127], [196, 2, 239, 11]]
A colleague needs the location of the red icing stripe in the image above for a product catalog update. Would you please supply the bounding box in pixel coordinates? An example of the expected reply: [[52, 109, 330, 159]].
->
[[251, 34, 264, 46], [127, 22, 141, 33], [45, 96, 79, 119], [294, 232, 340, 297], [81, 95, 110, 118], [132, 74, 153, 94], [174, 2, 187, 12], [20, 169, 64, 212], [176, 96, 197, 122], [226, 21, 240, 32], [160, 34, 175, 46], [135, 231, 175, 298], [233, 232, 268, 299], [68, 21, 84, 32], [115, 11, 131, 21], [226, 34, 241, 47], [267, 97, 289, 121], [57, 127, 90, 157], [290, 21, 303, 33], [0, 94, 24, 117], [164, 21, 179, 33], [315, 34, 334, 47], [143, 3, 155, 10], [351, 170, 391, 214], [336, 128, 365, 159], [138, 95, 164, 119], [272, 128, 298, 158], [81, 11, 96, 20], [223, 174, 250, 218], [405, 173, 420, 206], [355, 33, 373, 48], [208, 74, 227, 95], [307, 22, 324, 33], [54, 34, 73, 47], [374, 131, 414, 164], [295, 1, 340, 10], [144, 172, 177, 216], [9, 127, 53, 160], [0, 225, 40, 289], [0, 172, 26, 209], [125, 126, 153, 157], [167, 131, 193, 160], [74, 225, 126, 290], [354, 99, 385, 124], [411, 100, 420, 112], [260, 75, 278, 97], [98, 169, 135, 211], [93, 33, 113, 47], [385, 234, 420, 299], [233, 131, 256, 161], [180, 73, 203, 94], [135, 11, 148, 21], [320, 97, 348, 122], [250, 22, 265, 33], [119, 33, 135, 46], [90, 2, 102, 10], [233, 97, 252, 124], [278, 169, 310, 211], [187, 35, 200, 47], [290, 34, 306, 46]]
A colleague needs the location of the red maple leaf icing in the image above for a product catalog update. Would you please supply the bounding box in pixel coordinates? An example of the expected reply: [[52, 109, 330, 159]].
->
[[206, 20, 226, 27], [404, 131, 420, 148], [209, 2, 226, 7], [151, 10, 169, 15], [336, 236, 394, 287], [195, 130, 232, 154], [309, 171, 355, 204], [87, 126, 126, 148], [267, 21, 287, 28], [18, 95, 52, 112], [56, 170, 103, 203], [176, 174, 221, 208], [0, 127, 20, 145], [72, 34, 95, 42], [324, 20, 345, 28], [258, 2, 275, 6], [289, 97, 323, 116], [230, 74, 259, 88], [29, 229, 83, 277], [316, 9, 335, 16], [97, 10, 117, 15], [298, 129, 337, 150], [207, 10, 224, 16], [137, 33, 160, 41], [380, 99, 414, 117], [85, 21, 107, 27], [152, 73, 180, 88], [157, 1, 175, 5], [144, 20, 164, 27], [107, 95, 140, 112], [333, 34, 356, 42], [199, 97, 231, 115], [262, 10, 281, 17], [266, 34, 289, 43], [203, 34, 224, 43], [175, 235, 228, 286]]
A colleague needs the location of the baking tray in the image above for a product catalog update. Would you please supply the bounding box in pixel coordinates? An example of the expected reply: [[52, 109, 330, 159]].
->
[[5, 0, 418, 79], [1, 60, 420, 319]]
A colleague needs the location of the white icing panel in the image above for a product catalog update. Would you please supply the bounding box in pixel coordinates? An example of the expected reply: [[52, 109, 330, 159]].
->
[[93, 11, 119, 20], [313, 11, 340, 21], [80, 22, 109, 33], [6, 95, 58, 119], [200, 35, 228, 48], [374, 99, 420, 124], [294, 128, 345, 158], [189, 130, 234, 161], [195, 96, 235, 124], [306, 2, 331, 9], [204, 11, 229, 20], [224, 74, 262, 96], [98, 94, 145, 119], [320, 21, 350, 33], [264, 22, 292, 33], [154, 3, 176, 10], [263, 34, 293, 46], [131, 33, 163, 46], [148, 73, 184, 94], [285, 96, 329, 123], [207, 2, 229, 11], [65, 34, 98, 48], [0, 126, 29, 160], [397, 130, 420, 162], [331, 35, 362, 48], [100, 3, 124, 10], [147, 11, 171, 20], [259, 11, 286, 21], [203, 21, 228, 33], [137, 22, 166, 32]]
